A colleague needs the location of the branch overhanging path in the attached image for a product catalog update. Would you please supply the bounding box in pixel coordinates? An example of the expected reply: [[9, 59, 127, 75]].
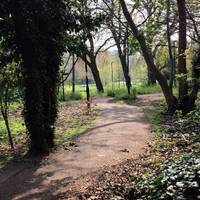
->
[[0, 94, 162, 200]]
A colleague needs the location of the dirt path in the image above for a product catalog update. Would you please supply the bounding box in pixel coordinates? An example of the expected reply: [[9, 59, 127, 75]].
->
[[0, 93, 162, 200]]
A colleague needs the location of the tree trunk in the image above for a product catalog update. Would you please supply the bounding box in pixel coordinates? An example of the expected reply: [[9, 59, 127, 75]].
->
[[119, 54, 132, 94], [167, 0, 175, 91], [166, 0, 174, 90], [188, 45, 200, 110], [177, 0, 188, 104], [147, 68, 157, 85], [23, 66, 49, 154], [62, 74, 65, 101], [1, 108, 14, 150], [120, 0, 177, 112], [11, 0, 64, 154], [88, 57, 104, 93], [72, 54, 75, 93], [111, 28, 132, 94]]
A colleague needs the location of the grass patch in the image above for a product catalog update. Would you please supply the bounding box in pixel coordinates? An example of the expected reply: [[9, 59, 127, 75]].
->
[[55, 101, 98, 145], [59, 83, 163, 102], [136, 84, 162, 95], [55, 124, 91, 145], [127, 98, 200, 200], [58, 91, 83, 102], [106, 87, 137, 103], [143, 104, 163, 131], [0, 117, 25, 145], [58, 84, 100, 100]]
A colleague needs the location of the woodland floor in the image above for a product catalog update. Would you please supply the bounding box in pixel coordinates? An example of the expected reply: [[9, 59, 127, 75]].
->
[[0, 93, 162, 200]]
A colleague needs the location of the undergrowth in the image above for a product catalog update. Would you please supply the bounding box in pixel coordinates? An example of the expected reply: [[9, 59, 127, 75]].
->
[[106, 88, 137, 102], [127, 101, 200, 200]]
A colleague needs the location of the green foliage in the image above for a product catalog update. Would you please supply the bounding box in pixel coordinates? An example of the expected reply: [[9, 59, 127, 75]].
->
[[169, 108, 200, 134], [0, 0, 104, 154], [144, 105, 163, 127], [166, 107, 200, 146], [0, 117, 25, 144], [127, 154, 200, 200], [55, 124, 89, 145], [64, 0, 105, 56], [132, 99, 200, 200], [0, 59, 21, 149], [136, 84, 162, 94], [58, 91, 83, 102], [0, 62, 20, 103], [106, 87, 137, 102]]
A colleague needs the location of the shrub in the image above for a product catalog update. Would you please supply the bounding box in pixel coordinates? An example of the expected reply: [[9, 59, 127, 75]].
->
[[58, 92, 82, 102], [69, 92, 83, 101], [166, 107, 200, 146], [136, 84, 161, 94], [127, 154, 200, 200], [106, 89, 116, 97], [168, 107, 200, 135], [106, 87, 137, 101]]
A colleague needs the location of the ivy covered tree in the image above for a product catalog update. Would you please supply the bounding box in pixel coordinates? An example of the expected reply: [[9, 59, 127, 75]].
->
[[0, 0, 69, 154], [0, 0, 105, 154]]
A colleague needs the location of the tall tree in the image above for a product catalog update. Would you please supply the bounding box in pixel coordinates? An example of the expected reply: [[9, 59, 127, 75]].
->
[[167, 0, 176, 91], [1, 0, 67, 154], [102, 0, 132, 93], [119, 0, 177, 112], [119, 0, 199, 113], [177, 0, 189, 105], [65, 0, 105, 93]]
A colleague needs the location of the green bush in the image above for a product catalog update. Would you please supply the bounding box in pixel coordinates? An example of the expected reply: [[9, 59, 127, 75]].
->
[[106, 89, 116, 97], [166, 107, 200, 147], [58, 92, 82, 102], [0, 117, 25, 144], [106, 87, 137, 101], [127, 154, 200, 200], [69, 92, 83, 100], [136, 84, 161, 94], [168, 107, 200, 135]]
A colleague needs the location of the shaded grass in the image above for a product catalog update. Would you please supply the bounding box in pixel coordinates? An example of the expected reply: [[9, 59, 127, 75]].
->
[[59, 83, 162, 103], [136, 84, 161, 95], [143, 103, 175, 153], [58, 91, 83, 102], [55, 102, 98, 145], [143, 105, 163, 129], [0, 101, 98, 165], [106, 87, 137, 103], [0, 117, 25, 145], [55, 124, 91, 145]]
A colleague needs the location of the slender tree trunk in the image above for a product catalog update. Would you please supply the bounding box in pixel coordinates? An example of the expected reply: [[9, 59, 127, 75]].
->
[[119, 54, 132, 94], [72, 54, 75, 93], [120, 0, 177, 112], [1, 107, 14, 150], [124, 32, 132, 94], [111, 28, 132, 94], [62, 74, 65, 101], [177, 0, 188, 104], [167, 0, 175, 91], [88, 56, 104, 93], [173, 41, 177, 87], [188, 44, 200, 109]]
